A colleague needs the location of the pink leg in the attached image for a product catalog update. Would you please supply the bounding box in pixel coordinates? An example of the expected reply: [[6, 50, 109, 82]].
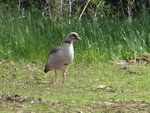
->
[[62, 70, 66, 84], [54, 70, 58, 84]]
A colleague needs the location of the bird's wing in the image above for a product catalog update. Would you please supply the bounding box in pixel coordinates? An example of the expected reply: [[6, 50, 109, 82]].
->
[[44, 46, 63, 72], [49, 46, 62, 55]]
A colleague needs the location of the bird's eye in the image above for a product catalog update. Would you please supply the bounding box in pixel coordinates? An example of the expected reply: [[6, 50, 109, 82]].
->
[[71, 34, 77, 39]]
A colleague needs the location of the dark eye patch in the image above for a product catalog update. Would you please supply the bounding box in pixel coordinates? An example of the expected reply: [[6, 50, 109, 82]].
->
[[71, 34, 77, 38]]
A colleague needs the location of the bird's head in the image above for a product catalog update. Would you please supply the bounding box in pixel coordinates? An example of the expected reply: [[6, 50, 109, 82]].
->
[[65, 32, 82, 43]]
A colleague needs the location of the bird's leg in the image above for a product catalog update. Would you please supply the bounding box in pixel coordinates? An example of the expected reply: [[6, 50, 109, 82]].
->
[[54, 70, 58, 84], [62, 70, 66, 84]]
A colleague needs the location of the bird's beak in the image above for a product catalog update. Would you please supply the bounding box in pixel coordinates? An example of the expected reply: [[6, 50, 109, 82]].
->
[[76, 37, 82, 40]]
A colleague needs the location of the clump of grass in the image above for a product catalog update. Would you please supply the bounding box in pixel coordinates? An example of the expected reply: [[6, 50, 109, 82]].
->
[[0, 5, 149, 63]]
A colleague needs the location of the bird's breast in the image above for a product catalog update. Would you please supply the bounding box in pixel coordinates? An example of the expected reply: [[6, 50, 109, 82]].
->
[[62, 43, 74, 63]]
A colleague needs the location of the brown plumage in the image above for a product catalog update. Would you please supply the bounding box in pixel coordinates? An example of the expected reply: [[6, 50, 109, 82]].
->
[[44, 32, 82, 83], [44, 47, 62, 73]]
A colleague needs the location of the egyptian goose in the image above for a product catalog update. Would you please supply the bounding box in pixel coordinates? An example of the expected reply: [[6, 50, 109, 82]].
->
[[44, 32, 82, 83]]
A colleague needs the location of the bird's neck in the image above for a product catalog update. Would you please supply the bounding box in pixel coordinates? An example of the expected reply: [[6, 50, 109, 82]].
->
[[63, 42, 74, 53], [63, 42, 73, 48], [63, 41, 74, 61], [64, 40, 72, 44]]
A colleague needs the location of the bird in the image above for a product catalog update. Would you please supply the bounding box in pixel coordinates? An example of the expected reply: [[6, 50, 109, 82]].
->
[[44, 32, 82, 84]]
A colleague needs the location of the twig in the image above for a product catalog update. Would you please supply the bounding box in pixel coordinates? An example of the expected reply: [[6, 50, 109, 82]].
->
[[61, 0, 63, 13], [48, 6, 52, 19], [94, 0, 105, 17], [69, 0, 72, 24], [79, 0, 91, 20], [18, 0, 21, 11], [127, 0, 135, 22], [120, 0, 126, 18]]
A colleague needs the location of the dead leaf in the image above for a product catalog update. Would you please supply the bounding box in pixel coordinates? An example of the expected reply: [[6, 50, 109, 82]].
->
[[97, 85, 115, 92]]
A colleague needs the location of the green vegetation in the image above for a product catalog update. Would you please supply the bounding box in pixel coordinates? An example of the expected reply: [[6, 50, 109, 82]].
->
[[0, 61, 150, 112], [0, 6, 150, 63], [0, 2, 150, 112]]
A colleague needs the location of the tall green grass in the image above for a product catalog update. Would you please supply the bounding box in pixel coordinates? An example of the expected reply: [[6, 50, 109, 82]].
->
[[0, 6, 150, 63]]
